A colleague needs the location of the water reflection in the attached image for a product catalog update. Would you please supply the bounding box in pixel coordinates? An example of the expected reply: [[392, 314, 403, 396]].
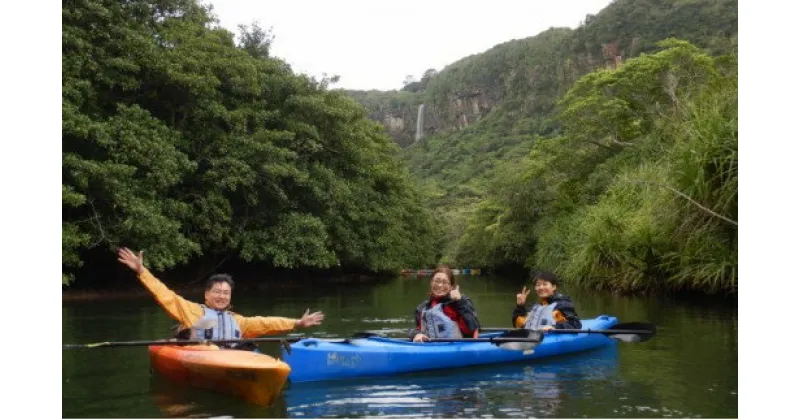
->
[[283, 344, 620, 418], [148, 375, 288, 418]]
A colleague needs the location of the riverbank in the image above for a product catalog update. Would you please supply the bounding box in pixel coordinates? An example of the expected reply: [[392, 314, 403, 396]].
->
[[62, 272, 387, 302]]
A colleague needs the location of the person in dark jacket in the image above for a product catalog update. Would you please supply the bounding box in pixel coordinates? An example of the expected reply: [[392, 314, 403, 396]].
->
[[409, 264, 481, 342], [512, 271, 582, 330]]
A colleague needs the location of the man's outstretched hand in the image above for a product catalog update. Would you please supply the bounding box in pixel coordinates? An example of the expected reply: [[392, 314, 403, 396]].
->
[[295, 308, 325, 328], [118, 247, 145, 274]]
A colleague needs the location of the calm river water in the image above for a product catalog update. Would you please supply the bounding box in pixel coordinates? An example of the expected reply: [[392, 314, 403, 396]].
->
[[62, 273, 737, 418]]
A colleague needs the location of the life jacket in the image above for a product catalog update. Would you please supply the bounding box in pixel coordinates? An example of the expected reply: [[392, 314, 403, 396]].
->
[[523, 301, 558, 330], [191, 305, 242, 347], [420, 303, 463, 338]]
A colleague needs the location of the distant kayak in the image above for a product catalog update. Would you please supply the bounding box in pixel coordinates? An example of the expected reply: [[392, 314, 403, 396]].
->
[[282, 315, 618, 382], [149, 344, 290, 406]]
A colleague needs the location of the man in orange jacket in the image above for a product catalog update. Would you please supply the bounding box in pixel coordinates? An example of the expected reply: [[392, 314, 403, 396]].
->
[[117, 247, 324, 345]]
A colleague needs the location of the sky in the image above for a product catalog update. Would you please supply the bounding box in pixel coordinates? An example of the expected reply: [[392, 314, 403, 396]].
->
[[208, 0, 614, 91]]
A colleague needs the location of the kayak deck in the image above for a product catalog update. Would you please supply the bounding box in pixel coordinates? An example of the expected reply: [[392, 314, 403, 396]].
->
[[148, 344, 291, 406], [283, 315, 618, 382]]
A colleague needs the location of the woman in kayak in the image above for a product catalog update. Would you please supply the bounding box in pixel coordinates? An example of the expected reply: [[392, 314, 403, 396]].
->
[[512, 271, 582, 330], [117, 247, 324, 347], [409, 264, 481, 342]]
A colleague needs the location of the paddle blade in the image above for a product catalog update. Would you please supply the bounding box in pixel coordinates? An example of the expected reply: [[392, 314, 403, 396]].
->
[[62, 344, 85, 350], [500, 328, 543, 340], [608, 322, 656, 342], [496, 329, 543, 351], [193, 317, 218, 330], [351, 331, 385, 339]]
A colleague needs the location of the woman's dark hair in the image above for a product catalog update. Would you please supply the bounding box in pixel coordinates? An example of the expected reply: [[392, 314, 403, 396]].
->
[[431, 264, 456, 286], [206, 274, 234, 291], [531, 270, 559, 287]]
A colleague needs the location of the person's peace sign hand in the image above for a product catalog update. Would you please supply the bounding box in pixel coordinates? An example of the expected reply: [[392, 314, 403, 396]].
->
[[516, 286, 531, 305]]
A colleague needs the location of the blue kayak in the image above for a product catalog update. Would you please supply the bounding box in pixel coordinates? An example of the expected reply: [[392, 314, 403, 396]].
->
[[282, 315, 618, 382]]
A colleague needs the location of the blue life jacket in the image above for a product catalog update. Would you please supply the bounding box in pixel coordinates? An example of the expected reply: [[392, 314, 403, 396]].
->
[[523, 301, 558, 330], [421, 303, 463, 338], [192, 305, 242, 347]]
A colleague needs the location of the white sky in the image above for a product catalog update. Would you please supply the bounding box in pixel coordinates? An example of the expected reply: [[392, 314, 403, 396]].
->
[[208, 0, 614, 91]]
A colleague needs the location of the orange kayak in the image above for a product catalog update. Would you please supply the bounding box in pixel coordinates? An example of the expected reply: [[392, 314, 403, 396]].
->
[[148, 344, 291, 406]]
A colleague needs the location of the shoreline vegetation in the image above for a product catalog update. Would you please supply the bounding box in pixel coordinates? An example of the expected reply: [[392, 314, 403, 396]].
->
[[62, 272, 388, 302]]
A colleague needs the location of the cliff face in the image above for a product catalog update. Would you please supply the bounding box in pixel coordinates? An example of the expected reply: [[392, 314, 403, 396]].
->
[[347, 0, 737, 148], [347, 86, 501, 148], [378, 106, 416, 148], [348, 28, 576, 146], [351, 45, 631, 147], [439, 86, 502, 130], [344, 91, 421, 148]]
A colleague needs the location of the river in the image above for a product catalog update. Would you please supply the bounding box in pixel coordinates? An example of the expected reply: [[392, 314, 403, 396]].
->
[[62, 273, 737, 418]]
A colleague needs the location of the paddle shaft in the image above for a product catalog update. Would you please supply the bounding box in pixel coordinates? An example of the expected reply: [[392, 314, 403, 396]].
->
[[62, 336, 305, 349], [481, 328, 650, 335], [63, 335, 545, 349], [66, 322, 655, 349], [423, 337, 541, 343], [548, 328, 650, 335], [481, 321, 655, 335]]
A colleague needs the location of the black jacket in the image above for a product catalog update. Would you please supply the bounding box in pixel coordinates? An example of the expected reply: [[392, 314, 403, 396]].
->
[[511, 292, 582, 330], [408, 294, 481, 340]]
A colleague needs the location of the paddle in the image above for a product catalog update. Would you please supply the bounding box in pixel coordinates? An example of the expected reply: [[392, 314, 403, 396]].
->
[[479, 322, 657, 343], [423, 337, 543, 344], [351, 328, 543, 347], [63, 330, 545, 350], [61, 336, 308, 349]]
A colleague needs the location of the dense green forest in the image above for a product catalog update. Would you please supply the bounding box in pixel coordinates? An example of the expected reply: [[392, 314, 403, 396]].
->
[[62, 0, 437, 284], [386, 0, 737, 294], [455, 40, 737, 294], [63, 0, 738, 296]]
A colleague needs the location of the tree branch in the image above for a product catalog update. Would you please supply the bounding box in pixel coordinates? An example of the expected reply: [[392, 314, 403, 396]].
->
[[611, 137, 634, 147], [630, 179, 738, 226], [587, 140, 615, 150], [87, 199, 118, 248]]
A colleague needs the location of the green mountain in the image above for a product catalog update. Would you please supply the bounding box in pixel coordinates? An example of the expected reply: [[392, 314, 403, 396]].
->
[[347, 0, 738, 295]]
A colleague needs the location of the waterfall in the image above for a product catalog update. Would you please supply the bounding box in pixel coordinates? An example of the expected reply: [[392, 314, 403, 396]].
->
[[415, 104, 425, 142]]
